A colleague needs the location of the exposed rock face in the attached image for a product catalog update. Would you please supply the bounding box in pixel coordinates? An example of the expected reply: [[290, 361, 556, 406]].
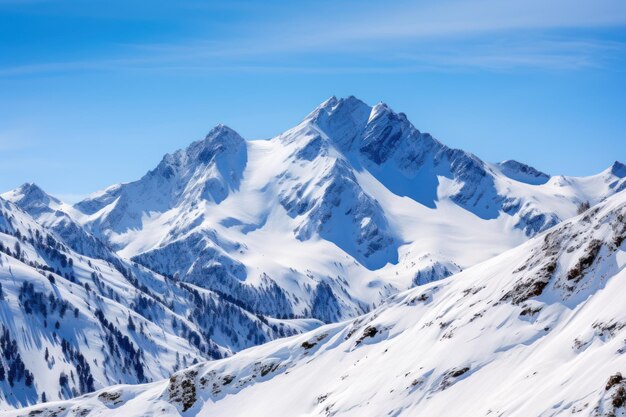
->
[[291, 159, 399, 270], [498, 160, 550, 185]]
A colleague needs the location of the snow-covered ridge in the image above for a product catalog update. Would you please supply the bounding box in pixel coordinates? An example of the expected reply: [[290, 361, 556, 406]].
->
[[12, 187, 626, 417], [0, 197, 317, 410]]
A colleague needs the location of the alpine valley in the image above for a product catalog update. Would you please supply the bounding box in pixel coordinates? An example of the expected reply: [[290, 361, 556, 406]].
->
[[1, 97, 624, 416]]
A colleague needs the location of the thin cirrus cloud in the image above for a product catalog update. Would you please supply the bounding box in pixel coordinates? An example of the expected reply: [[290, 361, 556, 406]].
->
[[1, 0, 626, 76], [0, 37, 623, 77], [279, 0, 626, 43], [169, 0, 626, 54], [383, 37, 626, 71]]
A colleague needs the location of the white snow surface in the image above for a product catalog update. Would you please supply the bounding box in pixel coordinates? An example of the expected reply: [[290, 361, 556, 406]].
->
[[11, 183, 626, 417]]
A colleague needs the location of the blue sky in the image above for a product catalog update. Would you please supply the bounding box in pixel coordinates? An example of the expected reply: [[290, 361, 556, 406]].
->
[[1, 0, 625, 201]]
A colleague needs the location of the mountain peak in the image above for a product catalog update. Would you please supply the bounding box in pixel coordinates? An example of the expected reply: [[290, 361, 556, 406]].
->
[[315, 95, 368, 113], [204, 123, 239, 139], [18, 181, 44, 193], [317, 95, 338, 109], [11, 182, 59, 204], [19, 181, 35, 187], [368, 101, 411, 125], [182, 124, 246, 165], [303, 96, 372, 150], [371, 100, 390, 111], [308, 96, 371, 122], [2, 182, 61, 215], [610, 160, 626, 178]]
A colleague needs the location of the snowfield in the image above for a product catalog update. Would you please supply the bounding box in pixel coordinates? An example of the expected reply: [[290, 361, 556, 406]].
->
[[8, 176, 626, 417], [0, 96, 625, 414]]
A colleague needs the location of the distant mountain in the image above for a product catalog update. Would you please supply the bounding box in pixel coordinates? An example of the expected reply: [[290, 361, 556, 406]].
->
[[63, 97, 626, 321], [14, 174, 626, 417]]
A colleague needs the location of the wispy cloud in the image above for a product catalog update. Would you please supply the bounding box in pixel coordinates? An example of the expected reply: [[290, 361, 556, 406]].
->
[[384, 37, 626, 71], [268, 0, 626, 47], [4, 36, 621, 77], [1, 0, 625, 77]]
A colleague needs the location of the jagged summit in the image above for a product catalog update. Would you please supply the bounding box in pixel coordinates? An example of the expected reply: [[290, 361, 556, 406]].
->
[[311, 95, 369, 114], [15, 182, 46, 193], [208, 123, 237, 136], [200, 124, 244, 149], [301, 96, 372, 150], [610, 160, 626, 178], [11, 182, 59, 203], [164, 124, 245, 166], [2, 182, 61, 216], [303, 96, 434, 159]]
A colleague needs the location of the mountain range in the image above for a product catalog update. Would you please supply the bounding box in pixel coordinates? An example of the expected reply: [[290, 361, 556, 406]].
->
[[0, 96, 624, 415]]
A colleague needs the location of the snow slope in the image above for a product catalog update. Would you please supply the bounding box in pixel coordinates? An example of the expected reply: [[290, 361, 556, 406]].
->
[[0, 197, 318, 410], [11, 186, 626, 417]]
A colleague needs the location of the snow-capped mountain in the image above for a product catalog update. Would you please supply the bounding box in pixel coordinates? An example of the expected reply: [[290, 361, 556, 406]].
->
[[56, 97, 626, 322], [1, 96, 624, 413], [12, 181, 626, 417]]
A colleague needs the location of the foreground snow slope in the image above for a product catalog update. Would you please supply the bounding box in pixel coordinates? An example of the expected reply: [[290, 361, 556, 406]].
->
[[13, 188, 626, 417]]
